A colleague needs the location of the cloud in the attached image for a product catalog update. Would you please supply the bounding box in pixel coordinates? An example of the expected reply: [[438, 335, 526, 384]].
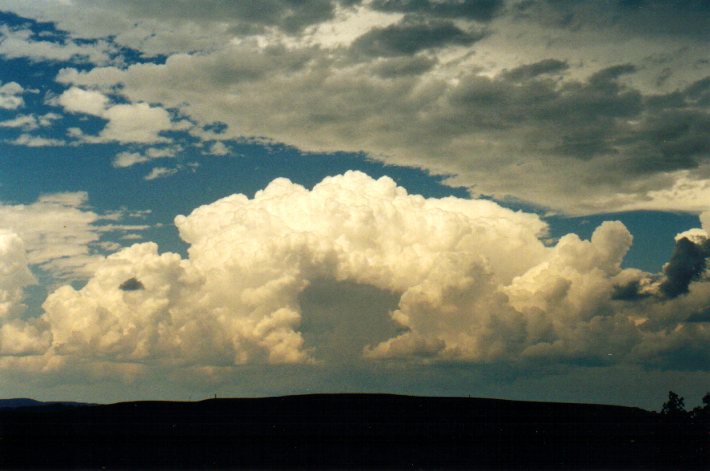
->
[[351, 18, 485, 57], [7, 133, 65, 147], [660, 236, 710, 299], [19, 171, 547, 370], [0, 114, 39, 130], [0, 0, 352, 56], [608, 225, 710, 303], [0, 232, 50, 356], [101, 103, 173, 143], [0, 231, 35, 319], [0, 192, 147, 280], [0, 24, 114, 64], [56, 44, 710, 214], [205, 141, 229, 156], [0, 112, 61, 131], [118, 277, 144, 291], [701, 212, 710, 233], [0, 81, 24, 110], [369, 0, 504, 22], [502, 59, 569, 81], [58, 87, 108, 116], [0, 172, 707, 378], [58, 87, 177, 144], [0, 1, 703, 214], [144, 167, 178, 180], [513, 0, 710, 40], [113, 151, 149, 168], [113, 146, 179, 168]]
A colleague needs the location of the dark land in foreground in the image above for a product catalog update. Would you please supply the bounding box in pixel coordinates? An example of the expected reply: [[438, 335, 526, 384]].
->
[[0, 394, 707, 469]]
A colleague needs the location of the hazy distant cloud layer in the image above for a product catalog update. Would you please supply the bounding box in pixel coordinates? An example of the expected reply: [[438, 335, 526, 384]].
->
[[0, 0, 705, 214], [0, 173, 707, 379], [0, 192, 148, 280]]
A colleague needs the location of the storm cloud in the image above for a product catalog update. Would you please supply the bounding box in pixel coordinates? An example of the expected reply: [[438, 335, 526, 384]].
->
[[660, 237, 710, 299]]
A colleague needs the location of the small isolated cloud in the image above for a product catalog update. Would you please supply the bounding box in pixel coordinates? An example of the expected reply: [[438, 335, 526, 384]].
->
[[7, 133, 65, 147], [144, 166, 178, 181], [0, 81, 25, 110], [121, 233, 143, 240], [113, 152, 148, 168], [206, 141, 229, 156], [0, 112, 61, 131], [113, 146, 179, 168], [0, 114, 37, 130], [58, 87, 177, 144], [118, 277, 144, 291]]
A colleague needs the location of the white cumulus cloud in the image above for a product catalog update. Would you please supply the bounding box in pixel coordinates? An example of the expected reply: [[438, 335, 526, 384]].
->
[[0, 172, 706, 380], [0, 231, 35, 319], [58, 87, 176, 144], [0, 81, 24, 109]]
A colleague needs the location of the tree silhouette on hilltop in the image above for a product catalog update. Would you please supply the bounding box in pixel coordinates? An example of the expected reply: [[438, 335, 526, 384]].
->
[[660, 391, 686, 417]]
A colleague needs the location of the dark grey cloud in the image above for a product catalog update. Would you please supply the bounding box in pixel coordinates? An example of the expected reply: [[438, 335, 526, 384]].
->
[[638, 327, 710, 371], [613, 235, 709, 302], [447, 63, 642, 139], [442, 64, 710, 179], [628, 110, 710, 174], [369, 0, 504, 22], [299, 279, 401, 364], [114, 0, 345, 34], [660, 237, 710, 299], [515, 0, 710, 39], [43, 0, 709, 213], [684, 76, 710, 107], [611, 280, 652, 301], [686, 307, 710, 323], [351, 19, 484, 57], [502, 59, 568, 81], [119, 277, 144, 291], [371, 55, 438, 78]]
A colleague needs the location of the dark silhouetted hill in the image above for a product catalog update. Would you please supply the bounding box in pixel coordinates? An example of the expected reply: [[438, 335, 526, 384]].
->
[[0, 394, 707, 469], [0, 398, 91, 409], [0, 398, 45, 408]]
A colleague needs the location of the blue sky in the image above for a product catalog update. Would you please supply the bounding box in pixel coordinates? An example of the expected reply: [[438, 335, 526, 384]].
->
[[0, 1, 708, 409]]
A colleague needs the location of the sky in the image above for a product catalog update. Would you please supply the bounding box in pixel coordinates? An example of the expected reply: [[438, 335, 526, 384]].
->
[[0, 0, 708, 410]]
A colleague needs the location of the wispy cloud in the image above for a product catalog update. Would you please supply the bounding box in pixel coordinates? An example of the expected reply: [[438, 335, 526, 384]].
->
[[0, 192, 149, 280], [144, 166, 178, 180]]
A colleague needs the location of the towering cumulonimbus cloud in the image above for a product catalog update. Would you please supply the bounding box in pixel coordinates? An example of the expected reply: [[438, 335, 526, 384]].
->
[[35, 171, 549, 367], [0, 172, 708, 375]]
